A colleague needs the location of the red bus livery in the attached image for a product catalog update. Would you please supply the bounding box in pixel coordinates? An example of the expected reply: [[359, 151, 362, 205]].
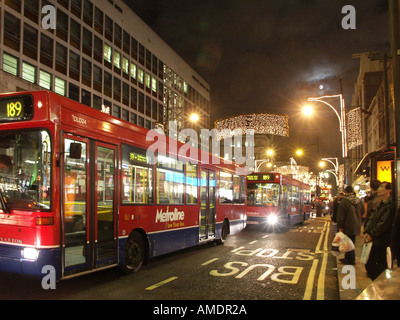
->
[[246, 172, 311, 227], [0, 91, 246, 280]]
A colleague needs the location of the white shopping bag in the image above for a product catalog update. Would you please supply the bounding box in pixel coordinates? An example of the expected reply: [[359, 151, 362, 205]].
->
[[331, 231, 355, 257], [360, 242, 373, 264]]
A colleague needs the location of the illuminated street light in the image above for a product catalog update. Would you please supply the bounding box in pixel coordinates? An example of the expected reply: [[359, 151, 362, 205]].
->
[[189, 113, 199, 122], [296, 149, 303, 156], [307, 94, 347, 158], [266, 149, 274, 156], [302, 105, 314, 116]]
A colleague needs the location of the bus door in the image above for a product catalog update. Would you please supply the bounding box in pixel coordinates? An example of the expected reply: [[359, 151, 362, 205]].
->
[[62, 135, 118, 277], [299, 189, 304, 223], [199, 169, 216, 239]]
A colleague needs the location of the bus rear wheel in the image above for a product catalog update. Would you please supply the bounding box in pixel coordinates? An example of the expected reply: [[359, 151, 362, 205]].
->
[[121, 231, 145, 274], [216, 220, 229, 245]]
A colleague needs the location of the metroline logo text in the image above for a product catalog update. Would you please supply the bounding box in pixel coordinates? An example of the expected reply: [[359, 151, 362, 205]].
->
[[155, 207, 185, 223]]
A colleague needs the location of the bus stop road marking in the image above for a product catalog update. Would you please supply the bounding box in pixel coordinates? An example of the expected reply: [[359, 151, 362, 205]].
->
[[202, 258, 219, 266], [145, 277, 178, 290]]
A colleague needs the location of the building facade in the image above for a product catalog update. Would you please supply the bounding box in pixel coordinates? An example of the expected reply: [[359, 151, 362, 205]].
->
[[0, 0, 210, 133], [350, 52, 396, 195]]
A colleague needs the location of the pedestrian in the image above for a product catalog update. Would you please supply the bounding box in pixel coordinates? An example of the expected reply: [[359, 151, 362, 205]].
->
[[364, 181, 395, 280], [331, 192, 344, 224], [337, 186, 364, 265], [391, 206, 400, 268], [364, 179, 381, 227]]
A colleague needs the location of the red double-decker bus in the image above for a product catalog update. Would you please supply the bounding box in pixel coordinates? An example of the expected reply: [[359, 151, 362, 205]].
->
[[0, 91, 246, 280], [246, 172, 311, 227]]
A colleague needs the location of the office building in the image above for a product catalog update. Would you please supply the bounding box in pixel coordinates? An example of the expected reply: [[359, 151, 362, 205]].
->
[[0, 0, 211, 132]]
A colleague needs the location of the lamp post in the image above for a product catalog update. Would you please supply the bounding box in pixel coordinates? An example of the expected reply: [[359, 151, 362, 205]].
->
[[305, 94, 348, 184], [321, 157, 339, 187]]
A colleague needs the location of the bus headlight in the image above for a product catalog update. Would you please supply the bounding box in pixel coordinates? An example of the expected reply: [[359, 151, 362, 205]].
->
[[22, 248, 39, 260], [267, 214, 278, 225]]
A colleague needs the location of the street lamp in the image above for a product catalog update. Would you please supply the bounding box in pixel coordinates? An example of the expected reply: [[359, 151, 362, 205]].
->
[[321, 157, 339, 186], [306, 94, 348, 158]]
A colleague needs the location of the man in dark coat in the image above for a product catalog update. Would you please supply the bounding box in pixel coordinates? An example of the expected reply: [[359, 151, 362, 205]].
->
[[364, 179, 381, 227], [337, 185, 364, 265], [364, 182, 395, 280]]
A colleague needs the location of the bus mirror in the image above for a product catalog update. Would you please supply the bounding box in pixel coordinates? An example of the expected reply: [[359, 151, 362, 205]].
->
[[69, 142, 82, 159]]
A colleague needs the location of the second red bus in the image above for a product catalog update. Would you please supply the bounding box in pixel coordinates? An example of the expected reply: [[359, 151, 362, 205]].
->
[[246, 172, 311, 227]]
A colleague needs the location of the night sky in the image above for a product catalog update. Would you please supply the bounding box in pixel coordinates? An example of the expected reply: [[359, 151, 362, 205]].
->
[[124, 0, 390, 165]]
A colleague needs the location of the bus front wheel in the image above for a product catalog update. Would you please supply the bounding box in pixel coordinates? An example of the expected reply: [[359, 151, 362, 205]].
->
[[121, 231, 145, 274]]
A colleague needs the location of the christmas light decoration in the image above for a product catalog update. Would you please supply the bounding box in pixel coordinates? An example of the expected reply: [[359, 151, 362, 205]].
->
[[215, 113, 289, 140], [346, 107, 362, 150]]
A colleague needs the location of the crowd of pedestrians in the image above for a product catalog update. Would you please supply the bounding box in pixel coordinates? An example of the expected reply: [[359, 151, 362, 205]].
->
[[331, 179, 400, 281]]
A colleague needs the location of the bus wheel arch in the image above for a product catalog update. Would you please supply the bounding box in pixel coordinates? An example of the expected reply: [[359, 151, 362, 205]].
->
[[216, 218, 230, 245], [120, 229, 148, 275]]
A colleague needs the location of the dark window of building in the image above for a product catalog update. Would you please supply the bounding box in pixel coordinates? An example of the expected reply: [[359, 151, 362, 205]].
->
[[69, 83, 80, 102], [82, 27, 92, 56], [104, 71, 112, 97], [23, 23, 38, 60], [56, 9, 68, 41], [145, 49, 151, 71], [131, 37, 138, 60], [113, 104, 120, 118], [131, 87, 137, 110], [138, 92, 144, 114], [123, 30, 130, 55], [105, 15, 113, 42], [57, 0, 69, 10], [83, 0, 93, 26], [130, 112, 136, 124], [93, 94, 102, 110], [152, 99, 158, 120], [114, 23, 122, 48], [4, 12, 20, 51], [122, 82, 129, 106], [121, 108, 129, 121], [5, 0, 21, 12], [40, 33, 53, 68], [93, 65, 102, 92], [81, 89, 91, 107], [158, 104, 164, 122], [138, 116, 144, 128], [82, 58, 91, 87], [71, 0, 81, 19], [94, 7, 103, 35], [70, 18, 81, 50], [24, 0, 39, 23], [69, 50, 80, 81], [138, 43, 145, 65], [93, 35, 102, 63], [113, 76, 121, 102], [55, 43, 67, 74], [146, 96, 151, 117]]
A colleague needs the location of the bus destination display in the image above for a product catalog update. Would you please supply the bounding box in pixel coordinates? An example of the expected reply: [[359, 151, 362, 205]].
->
[[247, 173, 276, 181], [0, 95, 33, 122]]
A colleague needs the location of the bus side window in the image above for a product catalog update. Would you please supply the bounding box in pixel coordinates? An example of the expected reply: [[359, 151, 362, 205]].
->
[[121, 144, 153, 204]]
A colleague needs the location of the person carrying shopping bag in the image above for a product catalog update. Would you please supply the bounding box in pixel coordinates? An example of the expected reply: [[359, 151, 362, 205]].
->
[[364, 181, 395, 280], [337, 185, 364, 265]]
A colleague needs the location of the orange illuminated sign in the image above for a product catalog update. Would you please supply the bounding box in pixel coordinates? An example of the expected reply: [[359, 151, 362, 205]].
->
[[377, 161, 392, 183]]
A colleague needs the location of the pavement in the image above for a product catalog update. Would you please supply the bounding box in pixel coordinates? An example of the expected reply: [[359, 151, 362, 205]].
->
[[316, 213, 399, 300]]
